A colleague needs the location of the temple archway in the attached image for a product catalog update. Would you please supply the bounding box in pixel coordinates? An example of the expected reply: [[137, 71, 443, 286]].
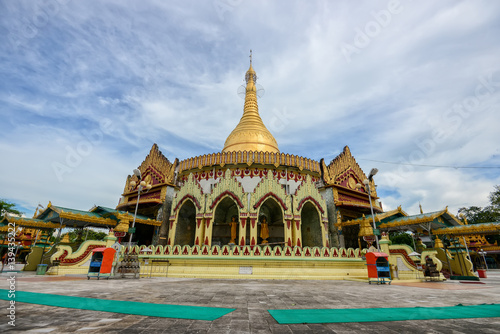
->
[[257, 197, 284, 246], [174, 200, 197, 246], [301, 201, 322, 248], [213, 196, 239, 246]]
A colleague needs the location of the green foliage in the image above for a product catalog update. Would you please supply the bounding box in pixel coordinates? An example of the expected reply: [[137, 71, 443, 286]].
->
[[390, 231, 414, 248], [0, 199, 23, 218], [55, 229, 108, 243], [458, 185, 500, 224]]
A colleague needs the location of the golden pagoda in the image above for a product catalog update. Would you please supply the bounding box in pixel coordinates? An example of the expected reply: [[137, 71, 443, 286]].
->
[[222, 53, 279, 153]]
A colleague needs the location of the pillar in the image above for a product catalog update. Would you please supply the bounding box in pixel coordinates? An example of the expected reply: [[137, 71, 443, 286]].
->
[[203, 213, 213, 246], [167, 216, 176, 246], [284, 215, 293, 247], [194, 214, 205, 246], [292, 215, 302, 247], [239, 213, 248, 246], [249, 214, 258, 246]]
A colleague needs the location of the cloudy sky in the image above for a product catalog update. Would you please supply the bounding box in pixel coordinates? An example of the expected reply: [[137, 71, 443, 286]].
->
[[1, 0, 499, 218]]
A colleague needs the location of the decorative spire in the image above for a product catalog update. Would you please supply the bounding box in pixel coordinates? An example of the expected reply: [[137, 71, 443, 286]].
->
[[222, 53, 279, 153]]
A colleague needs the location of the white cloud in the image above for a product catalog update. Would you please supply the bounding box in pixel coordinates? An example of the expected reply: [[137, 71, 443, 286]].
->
[[0, 0, 499, 217]]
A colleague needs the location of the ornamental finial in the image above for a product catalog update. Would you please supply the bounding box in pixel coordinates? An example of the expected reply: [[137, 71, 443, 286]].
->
[[249, 49, 252, 65]]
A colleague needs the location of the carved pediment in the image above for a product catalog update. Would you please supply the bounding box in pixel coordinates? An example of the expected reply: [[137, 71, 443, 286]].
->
[[123, 144, 178, 195], [322, 146, 375, 196]]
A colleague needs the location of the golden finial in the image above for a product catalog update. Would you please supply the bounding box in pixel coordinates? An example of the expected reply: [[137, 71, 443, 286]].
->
[[222, 54, 279, 153], [419, 202, 423, 214]]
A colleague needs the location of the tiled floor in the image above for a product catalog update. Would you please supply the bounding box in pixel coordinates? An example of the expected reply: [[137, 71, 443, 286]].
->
[[1, 271, 500, 333]]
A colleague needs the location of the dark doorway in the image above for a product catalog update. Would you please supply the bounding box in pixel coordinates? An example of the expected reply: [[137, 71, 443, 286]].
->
[[174, 200, 197, 246], [301, 202, 322, 248]]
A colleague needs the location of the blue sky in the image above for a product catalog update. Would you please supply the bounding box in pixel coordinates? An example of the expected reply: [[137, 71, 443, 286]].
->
[[1, 0, 499, 218]]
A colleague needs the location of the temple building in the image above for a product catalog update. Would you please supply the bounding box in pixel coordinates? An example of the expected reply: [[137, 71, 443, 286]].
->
[[117, 58, 383, 250], [2, 56, 498, 279]]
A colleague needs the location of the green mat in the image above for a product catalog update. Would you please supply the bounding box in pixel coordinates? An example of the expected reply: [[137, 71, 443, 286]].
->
[[0, 289, 234, 321], [269, 304, 500, 324]]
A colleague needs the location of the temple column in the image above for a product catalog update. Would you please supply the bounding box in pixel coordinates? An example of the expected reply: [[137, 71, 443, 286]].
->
[[167, 215, 176, 246], [238, 213, 248, 246], [284, 214, 293, 247], [203, 213, 213, 246], [292, 215, 302, 247], [194, 214, 205, 246], [321, 217, 329, 248], [249, 215, 258, 247]]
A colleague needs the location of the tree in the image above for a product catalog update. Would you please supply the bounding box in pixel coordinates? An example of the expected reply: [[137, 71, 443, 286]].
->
[[390, 231, 414, 248], [54, 229, 108, 243], [0, 199, 22, 218], [458, 185, 500, 224]]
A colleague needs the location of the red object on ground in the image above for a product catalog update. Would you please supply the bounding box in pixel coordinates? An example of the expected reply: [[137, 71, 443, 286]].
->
[[477, 269, 487, 278]]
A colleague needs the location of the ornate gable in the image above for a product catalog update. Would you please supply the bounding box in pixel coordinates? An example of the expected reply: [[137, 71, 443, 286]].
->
[[322, 146, 375, 194], [122, 144, 178, 195]]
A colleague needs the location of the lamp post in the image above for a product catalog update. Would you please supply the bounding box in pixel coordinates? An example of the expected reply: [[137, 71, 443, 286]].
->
[[127, 169, 152, 249], [479, 249, 488, 270], [363, 168, 379, 251]]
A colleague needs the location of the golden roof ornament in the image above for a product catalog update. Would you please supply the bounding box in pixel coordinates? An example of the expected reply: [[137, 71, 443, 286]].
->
[[222, 51, 279, 153]]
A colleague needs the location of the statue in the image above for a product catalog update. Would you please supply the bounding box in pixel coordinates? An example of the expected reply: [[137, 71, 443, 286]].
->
[[260, 216, 269, 244], [229, 216, 238, 244]]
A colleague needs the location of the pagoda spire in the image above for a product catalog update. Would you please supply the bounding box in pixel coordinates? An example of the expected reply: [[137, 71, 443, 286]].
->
[[222, 52, 279, 153]]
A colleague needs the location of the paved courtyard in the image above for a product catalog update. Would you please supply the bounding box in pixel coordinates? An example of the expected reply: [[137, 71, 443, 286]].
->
[[1, 270, 500, 333]]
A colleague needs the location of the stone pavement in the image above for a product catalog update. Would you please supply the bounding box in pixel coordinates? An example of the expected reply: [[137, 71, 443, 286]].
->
[[1, 270, 500, 333]]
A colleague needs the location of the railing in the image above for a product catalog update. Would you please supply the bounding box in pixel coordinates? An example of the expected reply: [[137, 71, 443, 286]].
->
[[178, 151, 321, 174]]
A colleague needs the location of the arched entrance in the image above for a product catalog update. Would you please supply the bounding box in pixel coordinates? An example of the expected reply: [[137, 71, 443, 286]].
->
[[174, 200, 196, 246], [213, 197, 239, 246], [257, 198, 284, 246], [301, 201, 322, 248]]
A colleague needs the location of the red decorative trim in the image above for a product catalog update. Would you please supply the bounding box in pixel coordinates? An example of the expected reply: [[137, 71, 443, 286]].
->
[[174, 194, 201, 212], [192, 247, 199, 255], [209, 190, 244, 210], [195, 236, 199, 246], [297, 196, 325, 214], [233, 247, 240, 255], [389, 248, 417, 269], [241, 218, 246, 229], [297, 238, 302, 247], [58, 244, 102, 265], [240, 236, 245, 246], [253, 192, 288, 211]]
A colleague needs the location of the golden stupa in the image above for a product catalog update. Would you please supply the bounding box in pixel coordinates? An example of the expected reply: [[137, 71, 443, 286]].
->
[[222, 55, 279, 153]]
